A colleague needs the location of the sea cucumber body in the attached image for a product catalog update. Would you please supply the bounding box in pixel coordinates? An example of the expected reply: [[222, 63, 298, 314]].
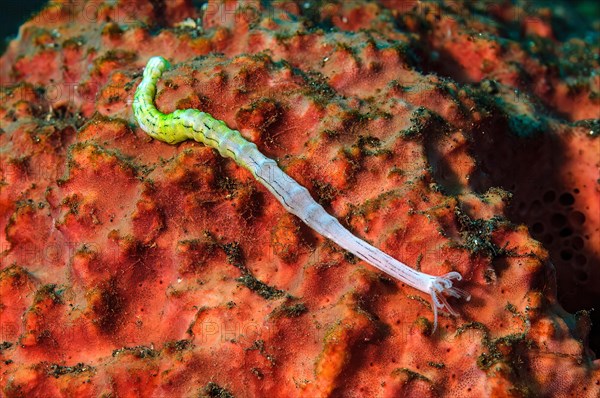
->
[[133, 56, 470, 328]]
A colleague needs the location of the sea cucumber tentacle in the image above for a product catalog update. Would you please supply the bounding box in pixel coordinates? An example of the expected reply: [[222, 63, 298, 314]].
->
[[132, 56, 470, 332]]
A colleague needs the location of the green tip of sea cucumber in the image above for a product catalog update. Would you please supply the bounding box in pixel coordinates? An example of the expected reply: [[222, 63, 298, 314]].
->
[[144, 56, 171, 80]]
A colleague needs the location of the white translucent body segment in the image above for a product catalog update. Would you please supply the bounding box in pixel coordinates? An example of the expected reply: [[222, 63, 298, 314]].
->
[[189, 112, 209, 133], [132, 56, 471, 332], [252, 164, 434, 291], [179, 110, 205, 135]]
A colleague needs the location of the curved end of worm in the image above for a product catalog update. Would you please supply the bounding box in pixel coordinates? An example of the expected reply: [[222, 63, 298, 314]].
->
[[144, 56, 171, 79]]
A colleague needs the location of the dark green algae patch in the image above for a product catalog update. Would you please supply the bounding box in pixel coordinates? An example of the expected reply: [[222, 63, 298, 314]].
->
[[200, 382, 235, 398], [222, 241, 286, 300]]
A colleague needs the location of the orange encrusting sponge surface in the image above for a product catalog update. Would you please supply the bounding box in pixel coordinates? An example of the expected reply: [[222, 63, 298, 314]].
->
[[0, 1, 598, 397]]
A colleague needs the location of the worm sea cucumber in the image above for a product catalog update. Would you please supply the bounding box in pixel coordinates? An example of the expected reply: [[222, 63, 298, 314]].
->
[[133, 56, 470, 331]]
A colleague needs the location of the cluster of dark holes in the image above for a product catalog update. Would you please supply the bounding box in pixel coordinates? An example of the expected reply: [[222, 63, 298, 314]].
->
[[524, 189, 588, 284]]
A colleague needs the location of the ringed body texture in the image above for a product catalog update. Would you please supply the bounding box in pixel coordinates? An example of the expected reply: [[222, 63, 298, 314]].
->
[[133, 56, 470, 330]]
